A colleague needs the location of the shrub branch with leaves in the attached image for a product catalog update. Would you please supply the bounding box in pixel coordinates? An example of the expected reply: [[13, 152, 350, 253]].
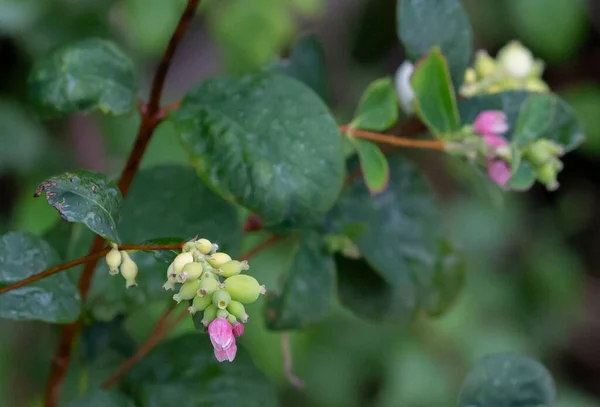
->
[[0, 0, 581, 406]]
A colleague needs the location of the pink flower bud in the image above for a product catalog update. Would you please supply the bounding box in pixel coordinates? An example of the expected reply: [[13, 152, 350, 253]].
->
[[482, 134, 508, 149], [487, 160, 511, 186], [232, 322, 245, 338], [208, 317, 234, 350], [473, 111, 509, 136], [214, 341, 237, 362]]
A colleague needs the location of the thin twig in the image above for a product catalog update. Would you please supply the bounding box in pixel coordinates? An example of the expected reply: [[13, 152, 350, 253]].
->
[[281, 334, 305, 389], [101, 235, 283, 387], [44, 2, 201, 406], [339, 125, 446, 150], [0, 243, 183, 296]]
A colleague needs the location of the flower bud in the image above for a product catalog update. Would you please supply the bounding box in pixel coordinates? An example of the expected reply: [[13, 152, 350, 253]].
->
[[227, 314, 237, 325], [473, 111, 508, 136], [232, 322, 245, 337], [188, 294, 212, 315], [487, 160, 511, 187], [172, 252, 194, 274], [497, 41, 534, 80], [526, 78, 549, 93], [464, 68, 477, 85], [527, 139, 563, 166], [120, 251, 138, 288], [208, 317, 235, 354], [536, 161, 560, 191], [227, 300, 249, 323], [202, 304, 218, 326], [181, 262, 203, 282], [202, 271, 217, 280], [208, 252, 232, 268], [173, 279, 200, 303], [211, 243, 219, 254], [394, 60, 415, 114], [106, 246, 122, 275], [212, 289, 232, 310], [224, 275, 265, 304], [218, 260, 248, 278], [198, 277, 219, 297], [216, 309, 229, 319], [162, 263, 176, 291], [474, 50, 496, 78], [195, 238, 213, 255], [182, 241, 195, 252]]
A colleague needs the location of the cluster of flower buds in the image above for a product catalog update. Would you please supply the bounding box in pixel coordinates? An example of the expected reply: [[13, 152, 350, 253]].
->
[[164, 237, 266, 362], [105, 243, 139, 288], [456, 110, 564, 190], [460, 41, 548, 97]]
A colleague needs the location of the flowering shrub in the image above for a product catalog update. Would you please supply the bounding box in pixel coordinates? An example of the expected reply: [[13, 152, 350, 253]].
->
[[0, 0, 582, 406]]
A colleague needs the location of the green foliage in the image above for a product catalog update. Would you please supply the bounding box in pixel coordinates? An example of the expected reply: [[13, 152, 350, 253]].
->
[[398, 0, 473, 87], [126, 334, 280, 407], [425, 240, 465, 316], [267, 34, 328, 101], [34, 169, 123, 243], [0, 232, 81, 322], [170, 72, 344, 228], [265, 233, 335, 330], [458, 91, 584, 151], [65, 390, 135, 407], [459, 353, 556, 407], [411, 47, 461, 138], [330, 154, 461, 321], [28, 38, 137, 117], [352, 139, 390, 194], [351, 78, 399, 131]]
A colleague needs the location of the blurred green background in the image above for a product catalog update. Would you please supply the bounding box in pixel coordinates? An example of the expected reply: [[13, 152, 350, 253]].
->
[[1, 0, 600, 406]]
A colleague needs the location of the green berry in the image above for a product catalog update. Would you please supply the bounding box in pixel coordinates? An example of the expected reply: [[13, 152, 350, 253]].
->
[[188, 295, 212, 315], [474, 50, 496, 78], [198, 277, 219, 297], [224, 275, 265, 304], [218, 260, 248, 278], [208, 252, 232, 268], [182, 262, 203, 281], [173, 279, 200, 303], [106, 246, 122, 275], [227, 314, 237, 324], [212, 290, 232, 310], [173, 252, 194, 274], [227, 300, 248, 323], [120, 251, 138, 288], [195, 238, 213, 255], [201, 304, 217, 326], [216, 309, 229, 319]]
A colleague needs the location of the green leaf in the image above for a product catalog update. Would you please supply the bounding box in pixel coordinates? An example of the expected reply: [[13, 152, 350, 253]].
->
[[513, 93, 557, 147], [265, 233, 335, 330], [34, 169, 123, 243], [0, 232, 81, 323], [459, 353, 556, 407], [424, 240, 465, 316], [141, 237, 183, 265], [267, 34, 328, 101], [458, 91, 584, 151], [352, 139, 390, 194], [65, 390, 135, 407], [329, 154, 456, 320], [28, 38, 137, 118], [351, 77, 399, 131], [170, 72, 344, 228], [127, 333, 280, 407], [507, 161, 536, 191], [398, 0, 473, 87], [411, 47, 461, 137], [87, 166, 241, 320]]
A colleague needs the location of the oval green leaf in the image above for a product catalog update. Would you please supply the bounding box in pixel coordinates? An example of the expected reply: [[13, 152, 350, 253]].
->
[[460, 353, 556, 407], [411, 47, 461, 138], [170, 72, 344, 228], [398, 0, 473, 87], [351, 77, 399, 131], [265, 233, 335, 330], [34, 169, 123, 243], [0, 232, 81, 323], [353, 139, 390, 194], [29, 38, 137, 118]]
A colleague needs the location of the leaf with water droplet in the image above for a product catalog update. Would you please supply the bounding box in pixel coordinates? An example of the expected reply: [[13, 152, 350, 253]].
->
[[0, 232, 81, 323], [35, 170, 123, 243]]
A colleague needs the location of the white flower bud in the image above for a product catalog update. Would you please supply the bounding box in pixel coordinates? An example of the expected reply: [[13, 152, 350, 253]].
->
[[195, 238, 213, 255], [172, 252, 194, 274], [120, 251, 138, 288], [105, 246, 122, 275], [394, 60, 415, 115], [498, 41, 534, 80]]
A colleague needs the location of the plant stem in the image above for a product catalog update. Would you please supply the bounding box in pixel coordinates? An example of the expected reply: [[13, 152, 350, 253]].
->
[[43, 2, 201, 406], [102, 235, 283, 387], [339, 125, 446, 150]]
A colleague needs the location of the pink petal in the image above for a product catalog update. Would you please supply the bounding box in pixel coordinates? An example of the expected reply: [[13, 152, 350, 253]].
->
[[233, 322, 245, 338], [483, 134, 509, 149], [214, 347, 228, 362], [225, 341, 237, 362], [487, 160, 511, 186], [208, 317, 234, 349], [474, 111, 509, 136]]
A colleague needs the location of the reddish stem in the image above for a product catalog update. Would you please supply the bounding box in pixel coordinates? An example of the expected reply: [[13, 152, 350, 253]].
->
[[339, 125, 445, 150]]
